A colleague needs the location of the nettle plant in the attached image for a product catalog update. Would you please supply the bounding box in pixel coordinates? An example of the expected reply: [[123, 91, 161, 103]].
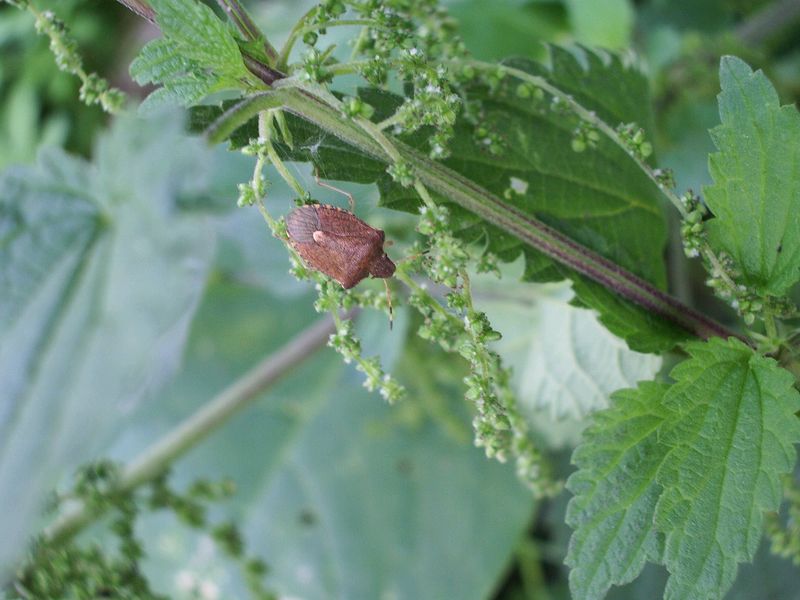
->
[[7, 0, 800, 598]]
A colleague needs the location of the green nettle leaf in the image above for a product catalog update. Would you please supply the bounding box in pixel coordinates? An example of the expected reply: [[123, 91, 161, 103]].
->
[[150, 0, 247, 80], [0, 115, 214, 579], [565, 382, 668, 600], [654, 339, 800, 599], [131, 0, 253, 112], [397, 46, 668, 286], [704, 56, 800, 297], [566, 338, 800, 600], [129, 38, 214, 114], [130, 37, 196, 84], [430, 48, 689, 353]]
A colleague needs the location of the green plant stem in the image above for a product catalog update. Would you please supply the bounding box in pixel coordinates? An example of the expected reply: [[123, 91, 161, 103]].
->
[[263, 131, 307, 199], [215, 0, 278, 63], [412, 179, 438, 210], [765, 311, 779, 340], [282, 19, 382, 66], [395, 270, 458, 324], [304, 56, 741, 296], [206, 87, 743, 345], [516, 537, 552, 600], [377, 112, 405, 131], [275, 5, 317, 70], [41, 313, 345, 549], [250, 114, 280, 230]]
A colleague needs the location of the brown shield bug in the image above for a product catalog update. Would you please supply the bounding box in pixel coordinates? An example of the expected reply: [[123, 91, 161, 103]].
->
[[285, 203, 396, 289], [286, 187, 397, 327]]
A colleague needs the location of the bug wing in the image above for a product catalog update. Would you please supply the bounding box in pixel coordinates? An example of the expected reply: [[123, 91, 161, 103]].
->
[[314, 206, 385, 287], [316, 206, 383, 240], [287, 205, 383, 288], [293, 234, 376, 288], [285, 205, 321, 243]]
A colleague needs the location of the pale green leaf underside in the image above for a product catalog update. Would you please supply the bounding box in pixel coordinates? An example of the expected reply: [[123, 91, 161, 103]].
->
[[704, 56, 800, 296], [0, 115, 214, 579], [566, 337, 800, 600], [472, 265, 661, 422]]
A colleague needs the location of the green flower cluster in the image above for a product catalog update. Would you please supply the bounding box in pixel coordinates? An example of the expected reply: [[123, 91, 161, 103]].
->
[[616, 122, 653, 160], [297, 0, 467, 158], [10, 462, 275, 600], [405, 203, 559, 497], [17, 2, 126, 113], [327, 312, 406, 403]]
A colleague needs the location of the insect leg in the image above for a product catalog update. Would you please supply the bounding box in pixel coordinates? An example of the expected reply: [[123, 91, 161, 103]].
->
[[383, 278, 394, 330]]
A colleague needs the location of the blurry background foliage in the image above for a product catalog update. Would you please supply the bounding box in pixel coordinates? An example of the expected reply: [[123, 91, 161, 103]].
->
[[1, 0, 800, 599]]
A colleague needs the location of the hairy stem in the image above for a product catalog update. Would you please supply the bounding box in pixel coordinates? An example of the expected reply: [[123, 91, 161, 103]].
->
[[41, 313, 344, 548], [207, 87, 743, 344]]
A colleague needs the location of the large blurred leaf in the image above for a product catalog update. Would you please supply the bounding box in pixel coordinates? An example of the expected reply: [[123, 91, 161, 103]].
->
[[565, 0, 633, 49], [704, 56, 800, 297], [0, 115, 214, 578], [117, 280, 534, 599], [448, 0, 569, 61]]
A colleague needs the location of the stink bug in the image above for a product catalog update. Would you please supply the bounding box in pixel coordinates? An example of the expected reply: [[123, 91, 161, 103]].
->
[[286, 175, 398, 326], [285, 203, 396, 289]]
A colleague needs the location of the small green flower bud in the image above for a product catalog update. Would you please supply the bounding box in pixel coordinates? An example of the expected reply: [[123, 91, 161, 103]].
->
[[571, 137, 587, 153], [686, 210, 703, 224]]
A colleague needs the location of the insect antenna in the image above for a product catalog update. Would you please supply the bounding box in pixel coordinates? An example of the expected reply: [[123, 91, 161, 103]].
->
[[314, 170, 355, 212], [396, 248, 430, 266]]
